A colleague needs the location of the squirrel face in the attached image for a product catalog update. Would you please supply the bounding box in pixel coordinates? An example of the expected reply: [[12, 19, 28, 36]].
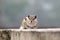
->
[[25, 15, 38, 27], [28, 15, 37, 23]]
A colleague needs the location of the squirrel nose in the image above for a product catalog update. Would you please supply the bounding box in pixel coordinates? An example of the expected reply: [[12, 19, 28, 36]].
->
[[31, 21, 32, 23]]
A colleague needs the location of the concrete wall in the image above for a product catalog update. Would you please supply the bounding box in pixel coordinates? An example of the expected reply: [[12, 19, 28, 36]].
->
[[0, 29, 60, 40]]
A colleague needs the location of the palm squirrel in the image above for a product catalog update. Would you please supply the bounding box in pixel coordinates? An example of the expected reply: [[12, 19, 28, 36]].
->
[[20, 15, 38, 29]]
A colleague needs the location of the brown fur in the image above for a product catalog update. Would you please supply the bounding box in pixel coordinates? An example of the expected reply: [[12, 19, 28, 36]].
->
[[20, 15, 38, 29]]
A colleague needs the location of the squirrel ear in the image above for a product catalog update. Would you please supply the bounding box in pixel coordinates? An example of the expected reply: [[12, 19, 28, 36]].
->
[[28, 15, 30, 18], [35, 15, 37, 19]]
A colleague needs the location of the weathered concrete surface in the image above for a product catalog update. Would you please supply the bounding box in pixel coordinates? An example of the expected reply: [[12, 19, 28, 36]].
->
[[46, 32, 60, 40], [0, 29, 60, 40], [0, 30, 11, 40], [20, 31, 46, 40]]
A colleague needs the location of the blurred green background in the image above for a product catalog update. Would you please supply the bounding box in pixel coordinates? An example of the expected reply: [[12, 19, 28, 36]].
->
[[0, 0, 60, 28]]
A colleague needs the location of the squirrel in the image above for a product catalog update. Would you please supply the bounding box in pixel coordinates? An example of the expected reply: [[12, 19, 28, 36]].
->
[[20, 15, 38, 29]]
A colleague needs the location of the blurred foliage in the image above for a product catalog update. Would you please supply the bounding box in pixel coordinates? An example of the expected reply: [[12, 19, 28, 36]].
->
[[4, 0, 30, 22], [1, 0, 60, 27]]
